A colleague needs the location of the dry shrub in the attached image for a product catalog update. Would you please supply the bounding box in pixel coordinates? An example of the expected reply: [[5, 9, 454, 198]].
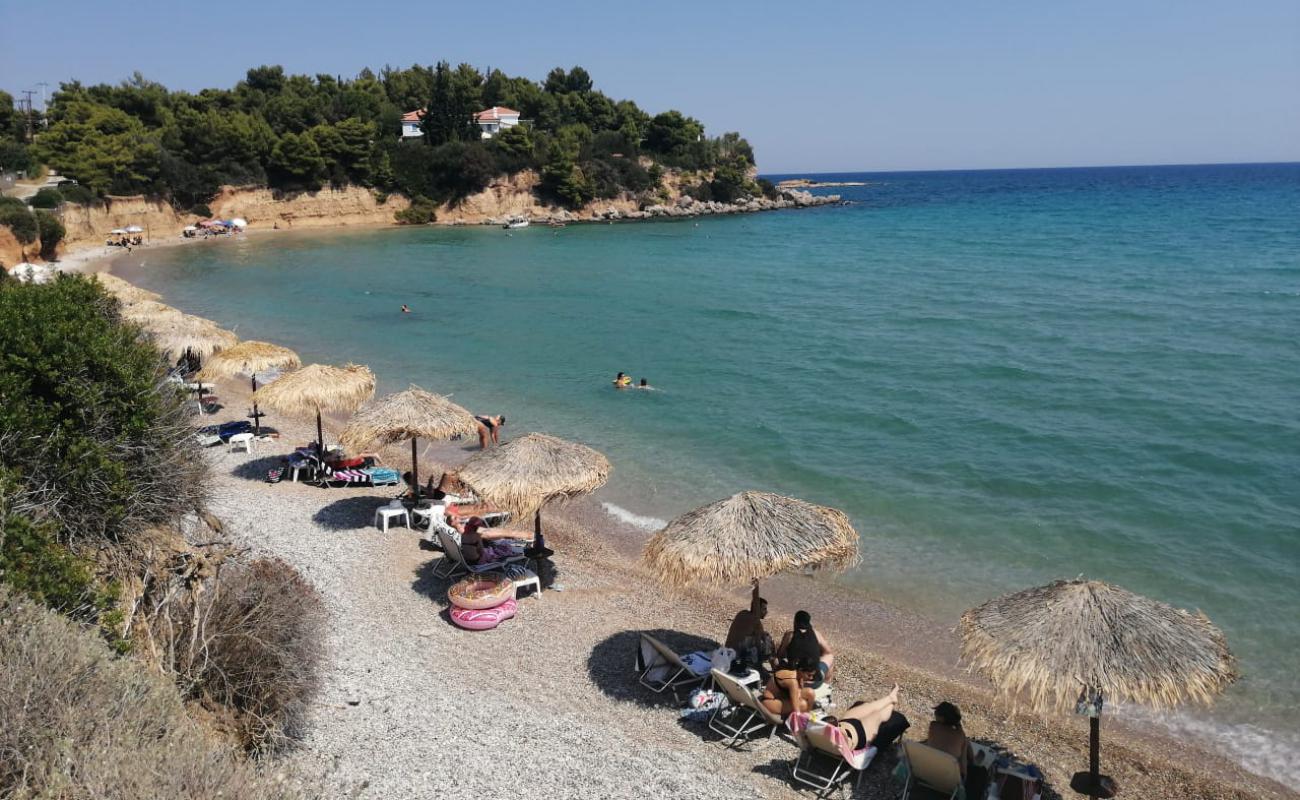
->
[[168, 558, 326, 752], [0, 586, 313, 800]]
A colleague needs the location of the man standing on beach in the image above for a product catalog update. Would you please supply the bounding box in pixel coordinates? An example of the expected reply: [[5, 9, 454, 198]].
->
[[725, 581, 772, 667]]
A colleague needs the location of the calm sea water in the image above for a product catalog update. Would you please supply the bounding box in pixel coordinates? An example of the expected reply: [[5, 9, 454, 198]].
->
[[117, 163, 1300, 781]]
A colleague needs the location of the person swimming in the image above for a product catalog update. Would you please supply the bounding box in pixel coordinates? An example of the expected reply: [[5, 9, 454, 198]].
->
[[400, 304, 411, 313], [613, 372, 632, 388], [637, 378, 651, 389]]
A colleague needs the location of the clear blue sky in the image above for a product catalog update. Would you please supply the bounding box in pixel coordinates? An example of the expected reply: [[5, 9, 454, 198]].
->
[[2, 0, 1297, 173]]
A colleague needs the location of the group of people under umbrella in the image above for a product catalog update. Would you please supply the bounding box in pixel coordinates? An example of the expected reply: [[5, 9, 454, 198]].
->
[[114, 273, 1237, 800]]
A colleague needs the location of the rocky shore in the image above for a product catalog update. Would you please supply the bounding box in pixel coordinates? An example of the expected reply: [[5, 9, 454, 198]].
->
[[481, 189, 841, 226]]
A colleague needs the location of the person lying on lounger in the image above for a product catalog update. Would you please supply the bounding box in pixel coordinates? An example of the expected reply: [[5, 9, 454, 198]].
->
[[820, 684, 902, 750], [459, 516, 526, 564]]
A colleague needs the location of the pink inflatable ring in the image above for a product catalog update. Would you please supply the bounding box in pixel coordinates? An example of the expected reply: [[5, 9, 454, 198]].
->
[[450, 598, 517, 631], [448, 574, 514, 610]]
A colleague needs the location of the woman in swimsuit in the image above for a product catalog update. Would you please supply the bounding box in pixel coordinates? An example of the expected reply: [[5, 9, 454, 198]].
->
[[759, 655, 819, 718], [822, 684, 901, 750], [475, 414, 505, 449], [776, 610, 835, 686], [459, 516, 527, 564]]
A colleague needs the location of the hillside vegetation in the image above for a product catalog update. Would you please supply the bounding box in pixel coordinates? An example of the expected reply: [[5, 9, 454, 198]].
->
[[5, 64, 763, 217]]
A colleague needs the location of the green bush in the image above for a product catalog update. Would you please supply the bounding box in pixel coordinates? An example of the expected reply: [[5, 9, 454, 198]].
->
[[394, 196, 436, 224], [0, 276, 208, 543], [190, 203, 213, 218], [0, 586, 312, 799], [29, 187, 64, 208], [0, 199, 37, 244], [757, 177, 779, 200], [58, 182, 96, 205], [0, 140, 32, 173], [35, 210, 64, 259]]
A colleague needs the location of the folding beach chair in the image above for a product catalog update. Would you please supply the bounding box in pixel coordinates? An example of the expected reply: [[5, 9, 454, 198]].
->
[[787, 712, 877, 798], [707, 668, 788, 748], [433, 527, 526, 580], [898, 740, 965, 800], [634, 634, 713, 698]]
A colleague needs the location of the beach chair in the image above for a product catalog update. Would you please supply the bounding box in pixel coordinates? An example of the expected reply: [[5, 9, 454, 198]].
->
[[898, 740, 965, 800], [787, 712, 877, 797], [635, 634, 713, 698], [707, 668, 787, 748], [433, 527, 526, 580]]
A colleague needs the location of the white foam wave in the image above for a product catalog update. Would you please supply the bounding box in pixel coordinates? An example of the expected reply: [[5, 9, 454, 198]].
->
[[602, 502, 666, 531], [1121, 704, 1300, 785]]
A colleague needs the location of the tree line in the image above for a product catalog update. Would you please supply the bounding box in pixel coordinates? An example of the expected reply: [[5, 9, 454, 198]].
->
[[2, 64, 761, 214]]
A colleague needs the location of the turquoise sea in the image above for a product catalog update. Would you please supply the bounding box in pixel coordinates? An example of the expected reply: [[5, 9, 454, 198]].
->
[[116, 163, 1300, 782]]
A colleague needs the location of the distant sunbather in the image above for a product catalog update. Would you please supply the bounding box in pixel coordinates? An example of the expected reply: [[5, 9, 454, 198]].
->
[[822, 684, 901, 750], [776, 610, 835, 686]]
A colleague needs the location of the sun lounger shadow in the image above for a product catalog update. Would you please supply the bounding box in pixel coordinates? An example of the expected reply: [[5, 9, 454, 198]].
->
[[312, 496, 394, 531], [410, 557, 456, 609], [585, 628, 719, 708]]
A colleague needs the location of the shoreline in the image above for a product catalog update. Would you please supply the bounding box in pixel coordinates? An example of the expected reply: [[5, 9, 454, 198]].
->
[[74, 229, 1296, 799]]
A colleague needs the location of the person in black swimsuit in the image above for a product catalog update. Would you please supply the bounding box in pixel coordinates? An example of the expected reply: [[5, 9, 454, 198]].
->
[[824, 684, 901, 750], [475, 414, 505, 449]]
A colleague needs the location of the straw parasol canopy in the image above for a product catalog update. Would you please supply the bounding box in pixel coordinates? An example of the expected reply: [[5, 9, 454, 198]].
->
[[457, 433, 611, 520], [642, 491, 860, 591], [93, 272, 162, 305], [149, 314, 238, 361], [961, 578, 1237, 798], [252, 363, 376, 456], [197, 340, 302, 434], [120, 299, 186, 327], [197, 340, 301, 382], [339, 386, 479, 492]]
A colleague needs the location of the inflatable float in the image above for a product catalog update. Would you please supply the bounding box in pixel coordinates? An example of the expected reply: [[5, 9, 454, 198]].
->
[[450, 597, 517, 631], [448, 574, 514, 610]]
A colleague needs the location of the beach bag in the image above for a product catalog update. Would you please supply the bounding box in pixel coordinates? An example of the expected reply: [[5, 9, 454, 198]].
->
[[871, 710, 910, 750], [266, 468, 284, 484]]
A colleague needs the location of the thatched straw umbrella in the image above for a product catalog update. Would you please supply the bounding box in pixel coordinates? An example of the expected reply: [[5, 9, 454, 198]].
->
[[93, 272, 162, 305], [197, 341, 302, 434], [251, 363, 376, 458], [339, 386, 479, 494], [961, 579, 1237, 799], [642, 491, 860, 596], [150, 315, 238, 362], [120, 300, 186, 327], [456, 433, 611, 545]]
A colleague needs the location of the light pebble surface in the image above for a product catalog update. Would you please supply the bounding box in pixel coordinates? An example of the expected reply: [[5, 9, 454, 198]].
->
[[127, 263, 1297, 800]]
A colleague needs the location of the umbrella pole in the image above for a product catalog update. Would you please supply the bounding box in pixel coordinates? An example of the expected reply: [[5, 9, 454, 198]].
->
[[411, 438, 420, 503], [534, 510, 541, 546], [250, 374, 260, 435], [316, 410, 325, 461], [1089, 715, 1100, 800]]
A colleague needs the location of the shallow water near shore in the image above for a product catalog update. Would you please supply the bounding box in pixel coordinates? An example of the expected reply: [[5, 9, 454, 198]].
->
[[114, 163, 1300, 783]]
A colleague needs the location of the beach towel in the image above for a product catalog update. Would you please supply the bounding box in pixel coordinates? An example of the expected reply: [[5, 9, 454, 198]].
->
[[328, 469, 371, 485], [363, 467, 401, 486], [787, 713, 878, 771]]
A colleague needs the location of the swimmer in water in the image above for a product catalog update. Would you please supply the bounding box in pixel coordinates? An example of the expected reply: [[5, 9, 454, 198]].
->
[[613, 372, 632, 389], [401, 305, 411, 313], [637, 378, 652, 389]]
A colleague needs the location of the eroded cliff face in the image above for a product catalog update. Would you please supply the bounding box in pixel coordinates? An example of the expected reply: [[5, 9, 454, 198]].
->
[[0, 226, 30, 267], [207, 185, 410, 229]]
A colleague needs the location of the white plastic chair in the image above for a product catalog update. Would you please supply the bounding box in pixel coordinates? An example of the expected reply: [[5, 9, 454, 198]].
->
[[373, 502, 411, 532], [227, 432, 255, 453]]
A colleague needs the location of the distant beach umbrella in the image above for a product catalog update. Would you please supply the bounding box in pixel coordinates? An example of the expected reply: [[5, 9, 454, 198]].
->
[[457, 432, 611, 545], [641, 491, 860, 594], [125, 225, 144, 233], [230, 217, 248, 228], [183, 225, 199, 232], [960, 578, 1238, 799], [198, 341, 302, 434], [252, 363, 376, 458], [340, 386, 479, 494], [110, 228, 127, 235], [148, 314, 238, 362]]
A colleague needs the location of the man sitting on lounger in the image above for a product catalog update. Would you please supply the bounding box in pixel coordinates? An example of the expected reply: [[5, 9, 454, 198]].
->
[[725, 581, 773, 668]]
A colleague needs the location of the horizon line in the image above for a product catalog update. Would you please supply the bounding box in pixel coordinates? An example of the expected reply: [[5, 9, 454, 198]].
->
[[761, 159, 1300, 177]]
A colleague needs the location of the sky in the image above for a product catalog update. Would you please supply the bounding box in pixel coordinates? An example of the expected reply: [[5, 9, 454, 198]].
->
[[2, 0, 1297, 173]]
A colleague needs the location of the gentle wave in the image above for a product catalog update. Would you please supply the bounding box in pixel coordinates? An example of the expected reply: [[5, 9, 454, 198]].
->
[[601, 502, 667, 531]]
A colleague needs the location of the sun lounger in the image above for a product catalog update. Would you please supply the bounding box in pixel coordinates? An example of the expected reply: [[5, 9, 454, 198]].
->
[[433, 527, 526, 580], [706, 667, 790, 748], [787, 712, 878, 797], [898, 740, 965, 800], [634, 634, 713, 698]]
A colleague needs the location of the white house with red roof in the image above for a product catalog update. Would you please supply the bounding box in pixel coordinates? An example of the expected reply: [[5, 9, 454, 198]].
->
[[473, 106, 521, 138], [399, 107, 523, 140]]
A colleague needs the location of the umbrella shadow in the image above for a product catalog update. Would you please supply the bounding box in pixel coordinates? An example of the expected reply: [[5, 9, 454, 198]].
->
[[586, 628, 719, 708], [410, 556, 455, 609], [312, 495, 390, 531], [229, 454, 288, 482], [747, 749, 901, 799]]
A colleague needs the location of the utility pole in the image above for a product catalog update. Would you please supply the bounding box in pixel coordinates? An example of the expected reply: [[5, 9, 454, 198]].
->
[[20, 90, 36, 142], [36, 82, 49, 113]]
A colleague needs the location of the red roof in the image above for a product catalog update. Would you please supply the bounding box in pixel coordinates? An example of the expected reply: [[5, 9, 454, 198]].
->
[[474, 106, 520, 122], [402, 109, 425, 122]]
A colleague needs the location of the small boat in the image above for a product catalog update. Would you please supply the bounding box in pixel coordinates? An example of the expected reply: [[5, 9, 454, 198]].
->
[[503, 219, 530, 230]]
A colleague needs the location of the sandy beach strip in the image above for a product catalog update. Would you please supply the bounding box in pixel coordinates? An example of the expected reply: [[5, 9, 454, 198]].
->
[[64, 245, 1295, 800]]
